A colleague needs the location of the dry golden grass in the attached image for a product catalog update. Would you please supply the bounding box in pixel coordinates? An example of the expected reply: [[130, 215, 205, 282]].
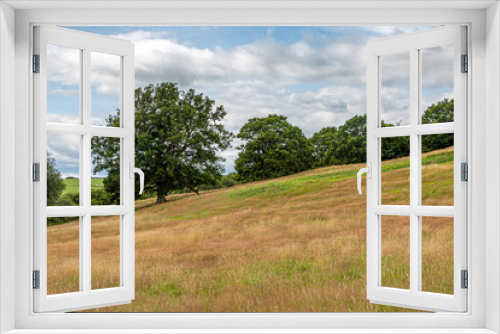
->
[[46, 147, 455, 312]]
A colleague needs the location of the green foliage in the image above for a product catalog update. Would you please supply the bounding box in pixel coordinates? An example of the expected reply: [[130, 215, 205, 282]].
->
[[102, 169, 120, 204], [219, 173, 240, 188], [310, 126, 337, 167], [310, 98, 454, 165], [380, 123, 410, 160], [47, 216, 79, 227], [235, 114, 313, 182], [91, 83, 233, 205], [55, 193, 78, 206], [90, 188, 113, 205], [422, 98, 454, 152], [46, 152, 66, 206], [330, 115, 367, 165], [49, 188, 114, 207]]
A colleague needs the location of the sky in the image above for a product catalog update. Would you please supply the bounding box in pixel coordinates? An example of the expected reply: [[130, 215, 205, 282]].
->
[[46, 26, 453, 178]]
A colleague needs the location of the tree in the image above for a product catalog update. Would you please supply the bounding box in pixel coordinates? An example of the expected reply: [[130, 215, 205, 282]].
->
[[235, 114, 313, 182], [380, 122, 410, 160], [46, 152, 66, 206], [310, 126, 337, 167], [311, 115, 410, 166], [422, 98, 454, 152], [91, 83, 233, 205], [331, 115, 367, 165]]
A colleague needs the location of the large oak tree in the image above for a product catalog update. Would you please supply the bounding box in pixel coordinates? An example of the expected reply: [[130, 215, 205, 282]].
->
[[92, 83, 233, 204]]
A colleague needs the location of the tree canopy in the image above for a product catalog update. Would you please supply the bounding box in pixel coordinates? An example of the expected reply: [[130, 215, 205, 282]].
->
[[46, 152, 66, 206], [310, 98, 454, 166], [235, 114, 313, 182], [91, 82, 233, 204], [330, 114, 367, 165], [310, 126, 337, 167], [421, 98, 454, 152]]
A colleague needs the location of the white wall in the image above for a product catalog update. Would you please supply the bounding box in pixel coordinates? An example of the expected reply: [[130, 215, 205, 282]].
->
[[6, 4, 492, 331], [486, 2, 500, 333], [0, 2, 16, 333]]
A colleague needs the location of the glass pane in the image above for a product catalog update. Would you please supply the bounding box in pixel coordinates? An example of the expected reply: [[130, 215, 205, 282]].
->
[[421, 216, 454, 294], [91, 52, 121, 127], [381, 136, 410, 205], [380, 52, 410, 126], [46, 44, 81, 124], [421, 45, 454, 124], [91, 137, 121, 205], [91, 215, 121, 290], [47, 216, 80, 295], [47, 133, 81, 206], [421, 135, 454, 206], [381, 215, 410, 289]]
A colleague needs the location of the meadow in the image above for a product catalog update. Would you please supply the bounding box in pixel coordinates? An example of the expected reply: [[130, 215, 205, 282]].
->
[[47, 147, 454, 312], [62, 178, 104, 194]]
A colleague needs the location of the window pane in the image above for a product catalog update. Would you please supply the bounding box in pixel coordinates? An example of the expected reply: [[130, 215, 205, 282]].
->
[[381, 215, 410, 289], [421, 45, 454, 124], [381, 136, 410, 205], [421, 135, 454, 206], [47, 133, 81, 206], [91, 52, 121, 127], [91, 137, 121, 205], [421, 216, 454, 294], [380, 52, 410, 126], [91, 215, 121, 290], [47, 216, 80, 295], [46, 44, 81, 124]]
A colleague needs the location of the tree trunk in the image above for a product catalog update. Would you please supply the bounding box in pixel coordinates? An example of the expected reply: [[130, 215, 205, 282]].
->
[[156, 193, 167, 205]]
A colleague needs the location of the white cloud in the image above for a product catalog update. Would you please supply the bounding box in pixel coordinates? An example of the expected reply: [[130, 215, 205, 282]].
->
[[47, 133, 80, 178], [380, 87, 410, 125]]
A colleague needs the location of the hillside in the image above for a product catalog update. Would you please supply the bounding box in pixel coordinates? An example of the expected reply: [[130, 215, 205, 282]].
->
[[62, 178, 104, 195], [47, 146, 454, 312]]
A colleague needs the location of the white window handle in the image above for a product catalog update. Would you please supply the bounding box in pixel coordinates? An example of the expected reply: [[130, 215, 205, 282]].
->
[[357, 162, 371, 195], [129, 162, 145, 195]]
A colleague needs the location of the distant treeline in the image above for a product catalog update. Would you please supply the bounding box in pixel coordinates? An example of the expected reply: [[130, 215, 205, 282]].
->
[[234, 98, 454, 182]]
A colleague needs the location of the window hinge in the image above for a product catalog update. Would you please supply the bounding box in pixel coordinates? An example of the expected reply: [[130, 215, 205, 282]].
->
[[33, 163, 40, 182], [33, 54, 40, 73], [461, 270, 468, 289], [461, 162, 468, 182], [461, 54, 468, 73], [33, 270, 40, 289]]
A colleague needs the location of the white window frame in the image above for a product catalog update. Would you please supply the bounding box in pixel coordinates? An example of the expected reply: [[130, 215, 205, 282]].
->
[[1, 1, 499, 333], [33, 25, 136, 313], [366, 26, 468, 312]]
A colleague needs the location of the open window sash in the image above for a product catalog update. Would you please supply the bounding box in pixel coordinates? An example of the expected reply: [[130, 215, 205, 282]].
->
[[33, 26, 135, 312], [365, 26, 467, 312]]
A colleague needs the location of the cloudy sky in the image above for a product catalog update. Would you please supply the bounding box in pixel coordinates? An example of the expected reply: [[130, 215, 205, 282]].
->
[[47, 25, 453, 177]]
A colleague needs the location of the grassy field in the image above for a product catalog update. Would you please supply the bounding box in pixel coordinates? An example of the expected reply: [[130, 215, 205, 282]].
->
[[62, 178, 104, 194], [47, 147, 454, 312]]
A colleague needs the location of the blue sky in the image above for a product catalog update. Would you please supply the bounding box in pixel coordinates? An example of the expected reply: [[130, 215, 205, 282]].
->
[[47, 26, 452, 177]]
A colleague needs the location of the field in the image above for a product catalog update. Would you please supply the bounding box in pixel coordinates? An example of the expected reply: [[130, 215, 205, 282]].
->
[[47, 147, 454, 312], [62, 178, 104, 194]]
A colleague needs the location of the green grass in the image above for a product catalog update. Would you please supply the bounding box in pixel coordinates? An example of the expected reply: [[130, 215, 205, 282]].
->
[[227, 169, 358, 199], [228, 149, 454, 201], [62, 178, 104, 195], [48, 146, 454, 312]]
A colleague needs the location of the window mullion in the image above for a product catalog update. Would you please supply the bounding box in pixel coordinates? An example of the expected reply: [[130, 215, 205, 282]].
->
[[82, 47, 92, 295], [409, 47, 420, 294]]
